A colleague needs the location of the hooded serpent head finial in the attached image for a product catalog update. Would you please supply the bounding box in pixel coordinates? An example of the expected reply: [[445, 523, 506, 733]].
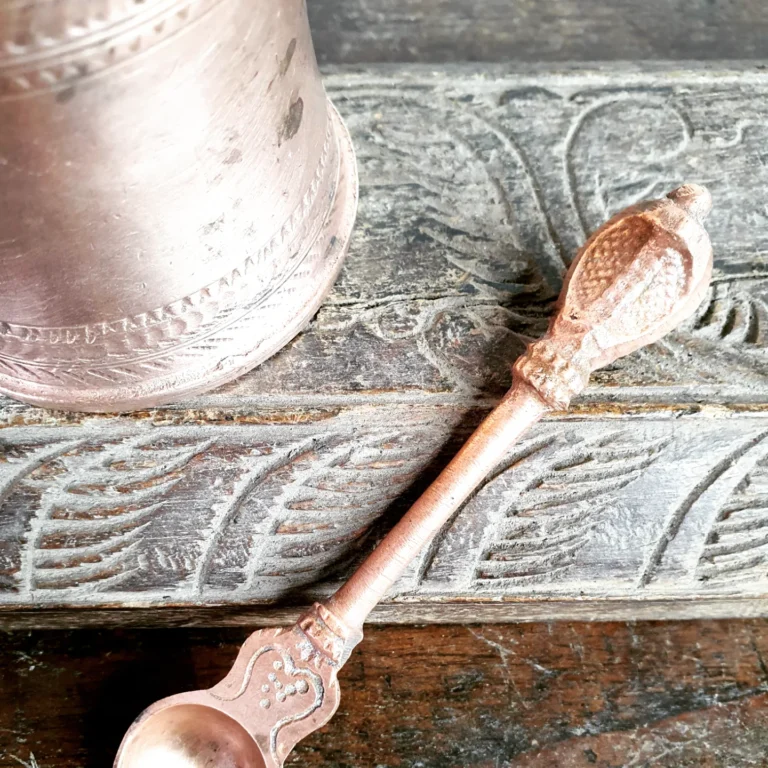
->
[[514, 184, 714, 409]]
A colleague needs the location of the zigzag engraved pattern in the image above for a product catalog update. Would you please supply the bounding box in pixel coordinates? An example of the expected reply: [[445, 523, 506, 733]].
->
[[0, 120, 337, 388], [0, 122, 333, 352]]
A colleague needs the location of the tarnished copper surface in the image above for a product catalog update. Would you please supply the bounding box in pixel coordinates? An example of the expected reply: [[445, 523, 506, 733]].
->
[[114, 186, 713, 767], [0, 0, 357, 411]]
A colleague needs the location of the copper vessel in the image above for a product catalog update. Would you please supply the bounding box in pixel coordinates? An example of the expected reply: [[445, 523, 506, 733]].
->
[[0, 0, 357, 411]]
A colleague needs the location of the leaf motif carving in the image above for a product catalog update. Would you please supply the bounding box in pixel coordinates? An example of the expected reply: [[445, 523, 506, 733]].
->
[[0, 439, 82, 510], [324, 88, 560, 395], [420, 430, 669, 590], [197, 430, 441, 597], [688, 281, 767, 347], [565, 97, 693, 250], [475, 432, 669, 585], [697, 452, 768, 584], [19, 436, 211, 593], [350, 100, 560, 301], [637, 430, 768, 589], [0, 439, 85, 592], [639, 280, 768, 386]]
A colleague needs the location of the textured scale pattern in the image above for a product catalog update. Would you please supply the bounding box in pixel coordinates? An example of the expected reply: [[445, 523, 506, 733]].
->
[[514, 187, 711, 408], [627, 246, 688, 336], [569, 217, 654, 309]]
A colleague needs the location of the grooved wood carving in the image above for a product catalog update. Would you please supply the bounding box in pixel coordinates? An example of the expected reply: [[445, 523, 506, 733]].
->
[[308, 1, 768, 64], [2, 65, 768, 625]]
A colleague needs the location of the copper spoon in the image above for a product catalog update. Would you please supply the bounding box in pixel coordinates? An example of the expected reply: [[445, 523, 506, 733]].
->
[[114, 184, 714, 768]]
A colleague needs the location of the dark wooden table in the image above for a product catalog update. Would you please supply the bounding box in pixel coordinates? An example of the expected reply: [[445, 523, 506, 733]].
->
[[4, 2, 768, 766], [2, 620, 768, 767]]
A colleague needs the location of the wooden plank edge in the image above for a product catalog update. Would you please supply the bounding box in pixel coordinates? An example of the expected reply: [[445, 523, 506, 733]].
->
[[2, 596, 767, 629]]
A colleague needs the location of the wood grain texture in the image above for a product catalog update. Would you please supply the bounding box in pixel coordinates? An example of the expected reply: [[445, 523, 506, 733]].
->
[[1, 620, 768, 767], [308, 1, 768, 64], [3, 64, 768, 624]]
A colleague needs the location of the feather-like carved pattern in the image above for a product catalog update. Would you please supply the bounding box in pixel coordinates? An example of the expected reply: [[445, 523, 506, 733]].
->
[[635, 280, 768, 386], [473, 431, 670, 585], [318, 93, 559, 396], [19, 436, 211, 593], [0, 439, 86, 591], [354, 109, 559, 303], [198, 430, 442, 597], [697, 452, 768, 584], [689, 282, 766, 347]]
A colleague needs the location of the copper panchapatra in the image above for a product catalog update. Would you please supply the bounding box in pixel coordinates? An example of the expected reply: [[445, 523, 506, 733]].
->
[[0, 0, 357, 411]]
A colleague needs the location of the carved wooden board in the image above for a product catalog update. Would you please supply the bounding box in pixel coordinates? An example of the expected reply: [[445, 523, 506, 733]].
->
[[3, 65, 768, 627]]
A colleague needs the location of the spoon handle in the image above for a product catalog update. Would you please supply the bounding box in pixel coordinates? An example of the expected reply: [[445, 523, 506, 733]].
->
[[326, 380, 549, 627], [325, 183, 714, 635]]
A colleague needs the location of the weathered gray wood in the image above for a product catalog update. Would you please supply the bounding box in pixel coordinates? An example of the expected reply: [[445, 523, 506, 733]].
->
[[309, 1, 768, 64], [3, 64, 768, 626]]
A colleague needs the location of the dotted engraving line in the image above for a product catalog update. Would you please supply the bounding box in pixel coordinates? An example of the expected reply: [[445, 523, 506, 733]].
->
[[0, 121, 333, 351], [0, 0, 227, 99]]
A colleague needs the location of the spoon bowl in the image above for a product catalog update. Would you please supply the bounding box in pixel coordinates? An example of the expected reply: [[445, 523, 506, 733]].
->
[[116, 702, 267, 768], [115, 615, 355, 768]]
